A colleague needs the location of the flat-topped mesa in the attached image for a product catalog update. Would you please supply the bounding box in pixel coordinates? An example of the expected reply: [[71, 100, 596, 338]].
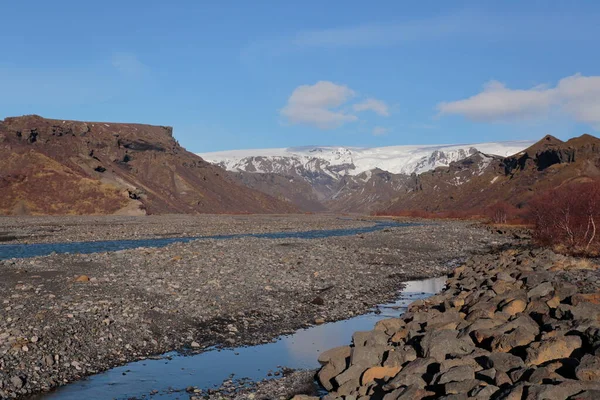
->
[[0, 115, 297, 216], [1, 115, 178, 154]]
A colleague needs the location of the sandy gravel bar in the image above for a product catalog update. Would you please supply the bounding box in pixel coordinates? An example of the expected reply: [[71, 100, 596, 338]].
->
[[0, 215, 379, 245]]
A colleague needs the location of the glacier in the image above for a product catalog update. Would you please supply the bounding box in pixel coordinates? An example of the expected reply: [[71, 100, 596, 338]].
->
[[198, 141, 534, 177]]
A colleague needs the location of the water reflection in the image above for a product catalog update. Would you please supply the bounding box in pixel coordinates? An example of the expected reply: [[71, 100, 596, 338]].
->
[[42, 276, 446, 399]]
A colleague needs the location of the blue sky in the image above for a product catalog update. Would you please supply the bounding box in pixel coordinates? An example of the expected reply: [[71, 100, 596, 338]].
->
[[1, 1, 599, 152]]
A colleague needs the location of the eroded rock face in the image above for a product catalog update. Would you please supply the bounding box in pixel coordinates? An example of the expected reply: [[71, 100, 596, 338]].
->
[[0, 115, 298, 215], [316, 247, 600, 398], [382, 133, 600, 217]]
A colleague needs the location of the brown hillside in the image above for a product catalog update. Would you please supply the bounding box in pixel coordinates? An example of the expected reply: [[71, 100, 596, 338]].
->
[[326, 168, 412, 213], [230, 171, 327, 212], [380, 133, 600, 215], [0, 115, 297, 215]]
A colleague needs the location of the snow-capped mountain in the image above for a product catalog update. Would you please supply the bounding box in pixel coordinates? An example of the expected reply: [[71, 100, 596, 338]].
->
[[198, 141, 534, 212], [199, 141, 533, 178]]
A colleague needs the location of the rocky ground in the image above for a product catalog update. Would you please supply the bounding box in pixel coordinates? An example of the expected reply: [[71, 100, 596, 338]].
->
[[0, 218, 510, 399], [0, 215, 378, 245], [312, 248, 600, 399], [190, 370, 319, 400]]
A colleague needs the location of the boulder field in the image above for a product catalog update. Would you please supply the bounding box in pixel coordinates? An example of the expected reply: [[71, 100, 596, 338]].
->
[[311, 248, 600, 400]]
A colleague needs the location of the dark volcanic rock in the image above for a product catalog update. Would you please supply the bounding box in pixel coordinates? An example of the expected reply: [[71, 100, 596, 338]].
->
[[316, 246, 600, 399]]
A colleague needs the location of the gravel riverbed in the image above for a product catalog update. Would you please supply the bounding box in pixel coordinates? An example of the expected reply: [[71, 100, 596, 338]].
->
[[0, 215, 378, 245], [0, 216, 513, 399]]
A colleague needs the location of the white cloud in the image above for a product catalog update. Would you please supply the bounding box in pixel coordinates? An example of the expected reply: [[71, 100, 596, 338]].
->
[[437, 74, 600, 128], [280, 81, 358, 129], [243, 14, 469, 63], [112, 52, 149, 77], [372, 126, 389, 136], [281, 81, 392, 130], [353, 98, 390, 116], [243, 11, 599, 64], [285, 80, 355, 108], [292, 15, 467, 49], [437, 80, 554, 121], [556, 74, 600, 128]]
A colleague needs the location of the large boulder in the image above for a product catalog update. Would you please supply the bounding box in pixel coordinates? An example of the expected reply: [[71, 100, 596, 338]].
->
[[420, 329, 475, 362], [525, 335, 582, 366], [526, 382, 600, 400], [317, 346, 351, 391], [361, 365, 402, 385], [576, 354, 600, 381], [350, 344, 388, 367], [382, 384, 435, 400], [528, 282, 555, 299], [435, 365, 475, 385], [383, 357, 437, 390], [490, 325, 536, 353], [480, 353, 525, 372]]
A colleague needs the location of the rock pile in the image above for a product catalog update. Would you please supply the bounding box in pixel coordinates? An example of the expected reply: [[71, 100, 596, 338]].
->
[[316, 248, 600, 399]]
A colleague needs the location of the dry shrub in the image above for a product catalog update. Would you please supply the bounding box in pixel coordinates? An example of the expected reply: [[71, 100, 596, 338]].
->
[[529, 180, 600, 254], [484, 202, 530, 225], [373, 208, 485, 220], [486, 202, 513, 224], [549, 258, 599, 271]]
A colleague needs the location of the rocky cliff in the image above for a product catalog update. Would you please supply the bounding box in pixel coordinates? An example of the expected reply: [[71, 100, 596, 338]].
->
[[381, 134, 600, 215], [0, 115, 297, 215]]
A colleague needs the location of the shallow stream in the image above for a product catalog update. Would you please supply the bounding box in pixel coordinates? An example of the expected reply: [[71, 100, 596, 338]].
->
[[40, 276, 447, 399], [0, 221, 413, 260], [7, 220, 443, 399]]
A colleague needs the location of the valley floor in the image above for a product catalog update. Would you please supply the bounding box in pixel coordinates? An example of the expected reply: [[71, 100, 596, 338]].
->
[[0, 216, 514, 399], [0, 214, 376, 245]]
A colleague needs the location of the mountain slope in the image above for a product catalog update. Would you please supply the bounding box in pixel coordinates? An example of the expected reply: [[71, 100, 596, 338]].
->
[[229, 171, 327, 212], [200, 142, 532, 177], [0, 115, 297, 215], [326, 169, 413, 213], [381, 134, 600, 214], [199, 141, 533, 212]]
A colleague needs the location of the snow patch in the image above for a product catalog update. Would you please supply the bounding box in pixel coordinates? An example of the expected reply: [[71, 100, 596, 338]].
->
[[477, 154, 494, 175], [360, 170, 373, 183]]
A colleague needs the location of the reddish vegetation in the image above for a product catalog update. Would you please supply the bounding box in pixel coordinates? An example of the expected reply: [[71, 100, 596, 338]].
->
[[485, 202, 530, 225], [378, 177, 600, 255], [0, 115, 297, 215], [378, 134, 600, 225], [373, 208, 486, 220], [530, 180, 600, 254], [486, 202, 513, 224]]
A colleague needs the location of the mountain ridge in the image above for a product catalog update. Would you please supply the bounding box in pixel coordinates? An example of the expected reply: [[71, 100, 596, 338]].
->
[[382, 133, 600, 215], [199, 141, 534, 212], [0, 115, 298, 215], [200, 141, 533, 176]]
